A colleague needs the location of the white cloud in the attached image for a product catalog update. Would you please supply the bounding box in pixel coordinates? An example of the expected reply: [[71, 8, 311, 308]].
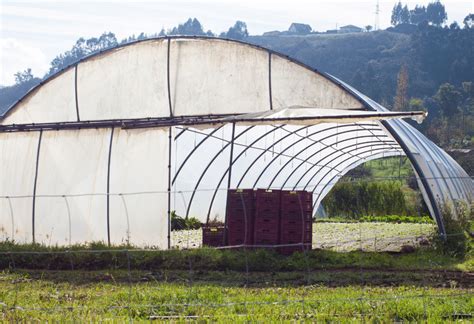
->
[[0, 38, 49, 86]]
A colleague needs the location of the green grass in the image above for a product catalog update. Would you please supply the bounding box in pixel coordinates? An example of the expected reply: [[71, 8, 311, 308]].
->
[[1, 219, 471, 321], [363, 156, 414, 180], [0, 242, 471, 272], [0, 270, 472, 321]]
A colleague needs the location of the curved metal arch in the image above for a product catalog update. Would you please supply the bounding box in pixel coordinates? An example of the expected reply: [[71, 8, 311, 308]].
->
[[236, 125, 311, 188], [410, 126, 465, 200], [174, 127, 190, 141], [386, 121, 453, 205], [327, 78, 453, 235], [289, 133, 390, 190], [264, 124, 392, 189], [205, 125, 286, 222], [278, 139, 396, 190], [311, 149, 404, 211], [302, 143, 402, 191], [237, 123, 373, 188], [251, 125, 383, 189], [185, 126, 255, 219], [300, 142, 400, 190], [300, 143, 399, 192], [309, 147, 404, 208], [403, 124, 459, 201], [172, 125, 224, 185]]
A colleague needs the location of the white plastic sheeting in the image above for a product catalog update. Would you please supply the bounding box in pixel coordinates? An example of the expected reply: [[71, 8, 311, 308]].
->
[[170, 39, 270, 116], [0, 132, 39, 242], [108, 128, 169, 247], [77, 40, 169, 121], [0, 37, 471, 246], [2, 68, 77, 124], [34, 129, 110, 245], [2, 38, 367, 125], [271, 55, 363, 110]]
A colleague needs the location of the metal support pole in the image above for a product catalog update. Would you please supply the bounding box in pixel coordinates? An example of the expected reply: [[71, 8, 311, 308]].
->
[[224, 123, 236, 245], [106, 127, 115, 247], [166, 37, 173, 117], [268, 52, 273, 110], [167, 126, 172, 249], [32, 130, 43, 244], [74, 64, 80, 121]]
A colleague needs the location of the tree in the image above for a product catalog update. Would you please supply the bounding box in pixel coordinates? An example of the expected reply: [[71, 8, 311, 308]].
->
[[409, 98, 425, 111], [410, 5, 427, 25], [400, 5, 411, 24], [463, 13, 474, 29], [220, 21, 249, 40], [393, 65, 409, 111], [48, 32, 118, 76], [168, 18, 206, 36], [14, 68, 34, 85], [449, 22, 460, 30], [365, 25, 373, 32], [435, 83, 461, 117], [426, 1, 447, 26], [391, 2, 403, 26]]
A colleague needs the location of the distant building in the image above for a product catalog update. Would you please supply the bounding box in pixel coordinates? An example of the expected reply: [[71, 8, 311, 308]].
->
[[288, 23, 312, 35], [338, 25, 363, 33], [325, 29, 338, 34]]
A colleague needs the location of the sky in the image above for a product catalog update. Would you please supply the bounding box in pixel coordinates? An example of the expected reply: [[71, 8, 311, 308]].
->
[[1, 0, 473, 86]]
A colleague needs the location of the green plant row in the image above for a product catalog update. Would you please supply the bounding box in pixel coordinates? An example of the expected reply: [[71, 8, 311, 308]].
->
[[360, 215, 434, 223], [322, 180, 419, 218], [315, 215, 434, 224], [0, 240, 469, 272]]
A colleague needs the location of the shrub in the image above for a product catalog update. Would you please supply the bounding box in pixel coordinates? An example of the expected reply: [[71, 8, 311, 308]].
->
[[185, 217, 202, 230], [433, 201, 472, 258], [171, 211, 202, 230], [171, 211, 186, 230], [323, 180, 409, 218]]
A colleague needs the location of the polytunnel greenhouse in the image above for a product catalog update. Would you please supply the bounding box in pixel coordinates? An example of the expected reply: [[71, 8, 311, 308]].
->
[[0, 37, 472, 249]]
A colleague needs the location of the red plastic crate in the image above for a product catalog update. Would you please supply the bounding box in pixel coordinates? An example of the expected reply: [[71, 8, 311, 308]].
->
[[281, 191, 312, 211], [279, 190, 313, 254], [226, 189, 256, 245], [280, 230, 312, 243], [280, 223, 312, 234]]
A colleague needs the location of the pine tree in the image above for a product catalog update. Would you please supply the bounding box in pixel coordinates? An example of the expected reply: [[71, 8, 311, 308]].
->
[[391, 2, 403, 26], [394, 65, 409, 111]]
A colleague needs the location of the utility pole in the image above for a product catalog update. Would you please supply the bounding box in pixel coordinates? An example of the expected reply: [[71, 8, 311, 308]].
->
[[374, 0, 380, 31]]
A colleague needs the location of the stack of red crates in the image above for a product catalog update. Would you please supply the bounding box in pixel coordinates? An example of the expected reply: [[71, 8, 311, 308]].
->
[[226, 189, 255, 246], [279, 190, 313, 254], [253, 189, 281, 246]]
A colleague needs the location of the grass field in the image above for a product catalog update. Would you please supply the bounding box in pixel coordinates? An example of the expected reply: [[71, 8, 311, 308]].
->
[[0, 270, 472, 321], [1, 221, 472, 321]]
